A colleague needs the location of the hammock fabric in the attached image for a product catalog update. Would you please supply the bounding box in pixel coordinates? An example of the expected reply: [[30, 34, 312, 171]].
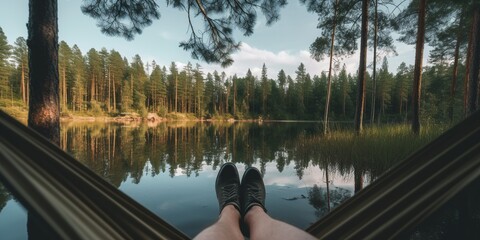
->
[[0, 110, 189, 239], [1, 109, 480, 239], [307, 110, 480, 239]]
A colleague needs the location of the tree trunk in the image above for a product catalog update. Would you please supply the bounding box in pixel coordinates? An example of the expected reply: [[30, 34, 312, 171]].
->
[[467, 5, 480, 116], [354, 0, 369, 135], [113, 73, 116, 112], [449, 29, 461, 122], [61, 65, 66, 110], [107, 66, 111, 112], [464, 13, 475, 117], [27, 0, 60, 145], [412, 0, 427, 135], [90, 73, 95, 102], [354, 167, 363, 193], [325, 165, 331, 212], [175, 75, 178, 112], [233, 79, 236, 116], [21, 63, 26, 104], [324, 0, 338, 134], [371, 0, 378, 124]]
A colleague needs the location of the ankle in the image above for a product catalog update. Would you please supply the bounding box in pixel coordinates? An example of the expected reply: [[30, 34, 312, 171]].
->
[[244, 206, 265, 224], [220, 205, 241, 220]]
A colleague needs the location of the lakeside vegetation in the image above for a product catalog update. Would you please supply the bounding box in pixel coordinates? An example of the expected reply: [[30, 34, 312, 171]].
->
[[0, 30, 469, 125], [55, 121, 445, 186]]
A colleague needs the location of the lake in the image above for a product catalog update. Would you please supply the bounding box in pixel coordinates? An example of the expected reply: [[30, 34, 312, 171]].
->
[[0, 121, 439, 239]]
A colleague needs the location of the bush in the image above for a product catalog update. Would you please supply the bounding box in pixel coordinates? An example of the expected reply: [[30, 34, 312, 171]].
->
[[89, 101, 103, 116]]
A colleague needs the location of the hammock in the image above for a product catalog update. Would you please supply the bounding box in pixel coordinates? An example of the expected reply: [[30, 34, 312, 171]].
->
[[307, 110, 480, 238], [1, 109, 480, 239], [0, 110, 189, 239]]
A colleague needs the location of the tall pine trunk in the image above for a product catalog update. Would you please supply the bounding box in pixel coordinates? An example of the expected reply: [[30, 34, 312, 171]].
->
[[371, 0, 378, 124], [233, 78, 236, 116], [467, 4, 480, 116], [27, 1, 61, 236], [324, 0, 338, 134], [113, 73, 116, 112], [27, 0, 60, 145], [412, 0, 427, 135], [464, 24, 473, 117], [21, 62, 26, 104], [175, 75, 178, 112], [449, 30, 461, 122], [355, 0, 369, 135]]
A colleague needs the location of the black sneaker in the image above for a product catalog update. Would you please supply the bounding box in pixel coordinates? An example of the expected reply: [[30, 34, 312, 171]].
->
[[215, 163, 241, 213], [240, 167, 267, 217]]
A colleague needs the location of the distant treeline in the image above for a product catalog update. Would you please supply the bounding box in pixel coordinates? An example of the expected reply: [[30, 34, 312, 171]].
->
[[0, 28, 468, 122]]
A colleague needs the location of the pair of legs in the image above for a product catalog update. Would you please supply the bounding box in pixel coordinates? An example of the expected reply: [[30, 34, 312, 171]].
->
[[195, 163, 315, 240]]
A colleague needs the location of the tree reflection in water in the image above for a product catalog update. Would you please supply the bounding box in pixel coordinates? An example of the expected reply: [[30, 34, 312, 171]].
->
[[58, 121, 441, 187], [0, 183, 10, 214], [308, 184, 351, 218], [0, 121, 444, 238]]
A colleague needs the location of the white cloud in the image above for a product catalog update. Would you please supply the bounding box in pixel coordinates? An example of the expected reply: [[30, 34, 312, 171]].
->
[[163, 42, 418, 80], [200, 42, 368, 80], [215, 42, 326, 78]]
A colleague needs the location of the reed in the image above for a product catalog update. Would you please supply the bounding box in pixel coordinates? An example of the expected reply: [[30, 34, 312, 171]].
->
[[302, 124, 447, 178]]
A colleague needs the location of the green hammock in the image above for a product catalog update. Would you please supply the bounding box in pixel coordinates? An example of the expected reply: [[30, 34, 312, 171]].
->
[[1, 109, 480, 239], [0, 110, 189, 239], [307, 110, 480, 239]]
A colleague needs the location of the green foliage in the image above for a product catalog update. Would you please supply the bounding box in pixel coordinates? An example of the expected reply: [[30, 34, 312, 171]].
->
[[0, 24, 470, 123], [303, 124, 445, 177], [301, 0, 361, 60], [0, 27, 11, 99], [81, 0, 287, 66], [89, 101, 104, 116]]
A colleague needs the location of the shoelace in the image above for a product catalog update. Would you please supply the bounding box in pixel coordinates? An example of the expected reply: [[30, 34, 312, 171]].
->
[[222, 183, 238, 202], [247, 183, 262, 203]]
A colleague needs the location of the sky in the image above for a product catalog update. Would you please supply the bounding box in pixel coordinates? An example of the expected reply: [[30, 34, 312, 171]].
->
[[0, 0, 429, 79]]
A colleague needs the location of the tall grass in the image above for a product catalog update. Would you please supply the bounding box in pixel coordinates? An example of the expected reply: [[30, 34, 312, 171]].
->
[[303, 124, 448, 178]]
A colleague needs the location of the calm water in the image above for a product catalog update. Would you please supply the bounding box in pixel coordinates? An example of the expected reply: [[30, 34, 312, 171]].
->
[[0, 121, 413, 239]]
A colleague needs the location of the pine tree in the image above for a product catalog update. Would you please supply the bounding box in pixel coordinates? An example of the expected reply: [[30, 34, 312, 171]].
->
[[71, 45, 86, 112], [260, 63, 270, 117], [355, 0, 370, 135], [193, 64, 204, 117], [108, 50, 125, 112], [82, 0, 287, 66], [0, 27, 11, 100], [204, 72, 215, 114], [376, 57, 393, 121], [277, 69, 287, 116], [59, 41, 72, 111], [168, 62, 178, 112], [131, 54, 147, 114], [338, 65, 350, 117], [27, 0, 60, 145], [12, 37, 29, 105], [86, 48, 101, 104], [295, 63, 308, 118]]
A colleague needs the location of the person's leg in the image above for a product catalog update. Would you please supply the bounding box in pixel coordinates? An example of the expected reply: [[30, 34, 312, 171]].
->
[[240, 167, 316, 240], [245, 206, 316, 240], [194, 205, 243, 240], [194, 163, 243, 239]]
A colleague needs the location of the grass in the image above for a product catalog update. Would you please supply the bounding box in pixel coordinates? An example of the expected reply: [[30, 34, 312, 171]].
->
[[301, 124, 448, 178]]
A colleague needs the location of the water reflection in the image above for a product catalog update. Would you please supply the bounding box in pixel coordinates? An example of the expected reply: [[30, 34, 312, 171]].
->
[[59, 121, 393, 184], [1, 121, 437, 238], [0, 183, 10, 213], [308, 184, 351, 218]]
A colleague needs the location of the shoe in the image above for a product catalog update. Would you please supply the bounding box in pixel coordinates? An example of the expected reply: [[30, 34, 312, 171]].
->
[[240, 167, 267, 217], [215, 163, 240, 213]]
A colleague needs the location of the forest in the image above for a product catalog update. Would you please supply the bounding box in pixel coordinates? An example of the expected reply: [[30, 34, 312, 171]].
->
[[0, 0, 479, 127], [0, 29, 471, 123]]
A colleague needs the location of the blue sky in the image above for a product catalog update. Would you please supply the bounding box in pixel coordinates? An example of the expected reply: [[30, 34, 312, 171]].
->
[[0, 0, 426, 78]]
